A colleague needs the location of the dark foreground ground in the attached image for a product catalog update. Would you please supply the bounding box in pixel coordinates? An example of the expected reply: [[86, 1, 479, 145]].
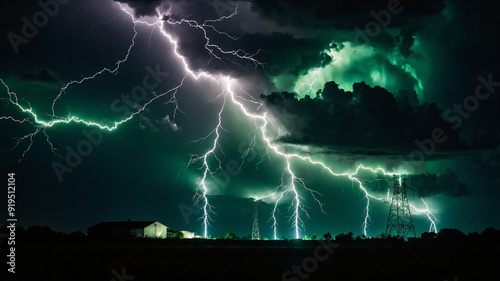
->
[[4, 238, 500, 281]]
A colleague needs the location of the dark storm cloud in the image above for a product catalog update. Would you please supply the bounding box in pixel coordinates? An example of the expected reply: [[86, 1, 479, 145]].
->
[[240, 0, 444, 29], [167, 26, 334, 78], [112, 0, 445, 31], [111, 0, 243, 76], [240, 33, 332, 76], [231, 0, 446, 85], [115, 0, 220, 19], [109, 0, 447, 86], [359, 168, 470, 197], [20, 68, 62, 88], [409, 169, 471, 197], [413, 0, 500, 147], [243, 0, 500, 152], [262, 81, 465, 153], [111, 0, 336, 79]]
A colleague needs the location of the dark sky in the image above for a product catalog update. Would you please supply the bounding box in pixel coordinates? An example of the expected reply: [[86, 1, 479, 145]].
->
[[0, 0, 499, 239]]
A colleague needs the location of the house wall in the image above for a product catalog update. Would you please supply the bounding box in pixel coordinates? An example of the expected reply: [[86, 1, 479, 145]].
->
[[144, 222, 167, 238]]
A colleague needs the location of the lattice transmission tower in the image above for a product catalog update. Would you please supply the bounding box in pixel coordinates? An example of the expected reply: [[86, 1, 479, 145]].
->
[[386, 175, 416, 238], [252, 200, 261, 240]]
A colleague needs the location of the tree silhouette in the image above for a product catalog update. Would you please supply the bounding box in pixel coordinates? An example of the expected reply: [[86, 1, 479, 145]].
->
[[323, 232, 332, 240], [438, 228, 466, 242], [335, 232, 354, 241]]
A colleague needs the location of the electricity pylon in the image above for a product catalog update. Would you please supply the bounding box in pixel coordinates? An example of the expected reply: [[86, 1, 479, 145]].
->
[[386, 175, 416, 238], [252, 200, 261, 240]]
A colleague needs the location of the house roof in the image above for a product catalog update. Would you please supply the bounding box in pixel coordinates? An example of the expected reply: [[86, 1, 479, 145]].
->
[[88, 221, 166, 230]]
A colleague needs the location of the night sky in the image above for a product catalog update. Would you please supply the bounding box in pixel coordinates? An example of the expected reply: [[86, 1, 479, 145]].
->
[[0, 0, 499, 239]]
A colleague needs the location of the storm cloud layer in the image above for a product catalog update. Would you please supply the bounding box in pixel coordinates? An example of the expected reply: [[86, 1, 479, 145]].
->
[[262, 81, 464, 153], [112, 0, 500, 149], [358, 169, 471, 198]]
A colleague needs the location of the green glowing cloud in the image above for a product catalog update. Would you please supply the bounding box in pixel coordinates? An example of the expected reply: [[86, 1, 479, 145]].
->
[[271, 41, 424, 99]]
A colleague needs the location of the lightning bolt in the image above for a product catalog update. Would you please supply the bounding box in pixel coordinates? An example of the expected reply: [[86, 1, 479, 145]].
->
[[187, 93, 227, 239], [225, 76, 421, 238], [0, 1, 438, 239], [295, 70, 319, 96], [411, 198, 438, 233]]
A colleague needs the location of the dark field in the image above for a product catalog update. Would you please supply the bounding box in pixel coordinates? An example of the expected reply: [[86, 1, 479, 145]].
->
[[6, 238, 499, 281]]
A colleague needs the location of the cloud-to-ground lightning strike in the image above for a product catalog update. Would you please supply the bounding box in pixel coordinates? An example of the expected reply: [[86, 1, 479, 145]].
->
[[225, 77, 437, 238], [414, 198, 438, 233], [0, 2, 437, 239], [187, 93, 228, 239]]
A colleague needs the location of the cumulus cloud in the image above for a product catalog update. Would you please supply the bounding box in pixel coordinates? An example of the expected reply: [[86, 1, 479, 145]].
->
[[409, 169, 471, 197], [357, 168, 470, 197], [261, 80, 465, 153]]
